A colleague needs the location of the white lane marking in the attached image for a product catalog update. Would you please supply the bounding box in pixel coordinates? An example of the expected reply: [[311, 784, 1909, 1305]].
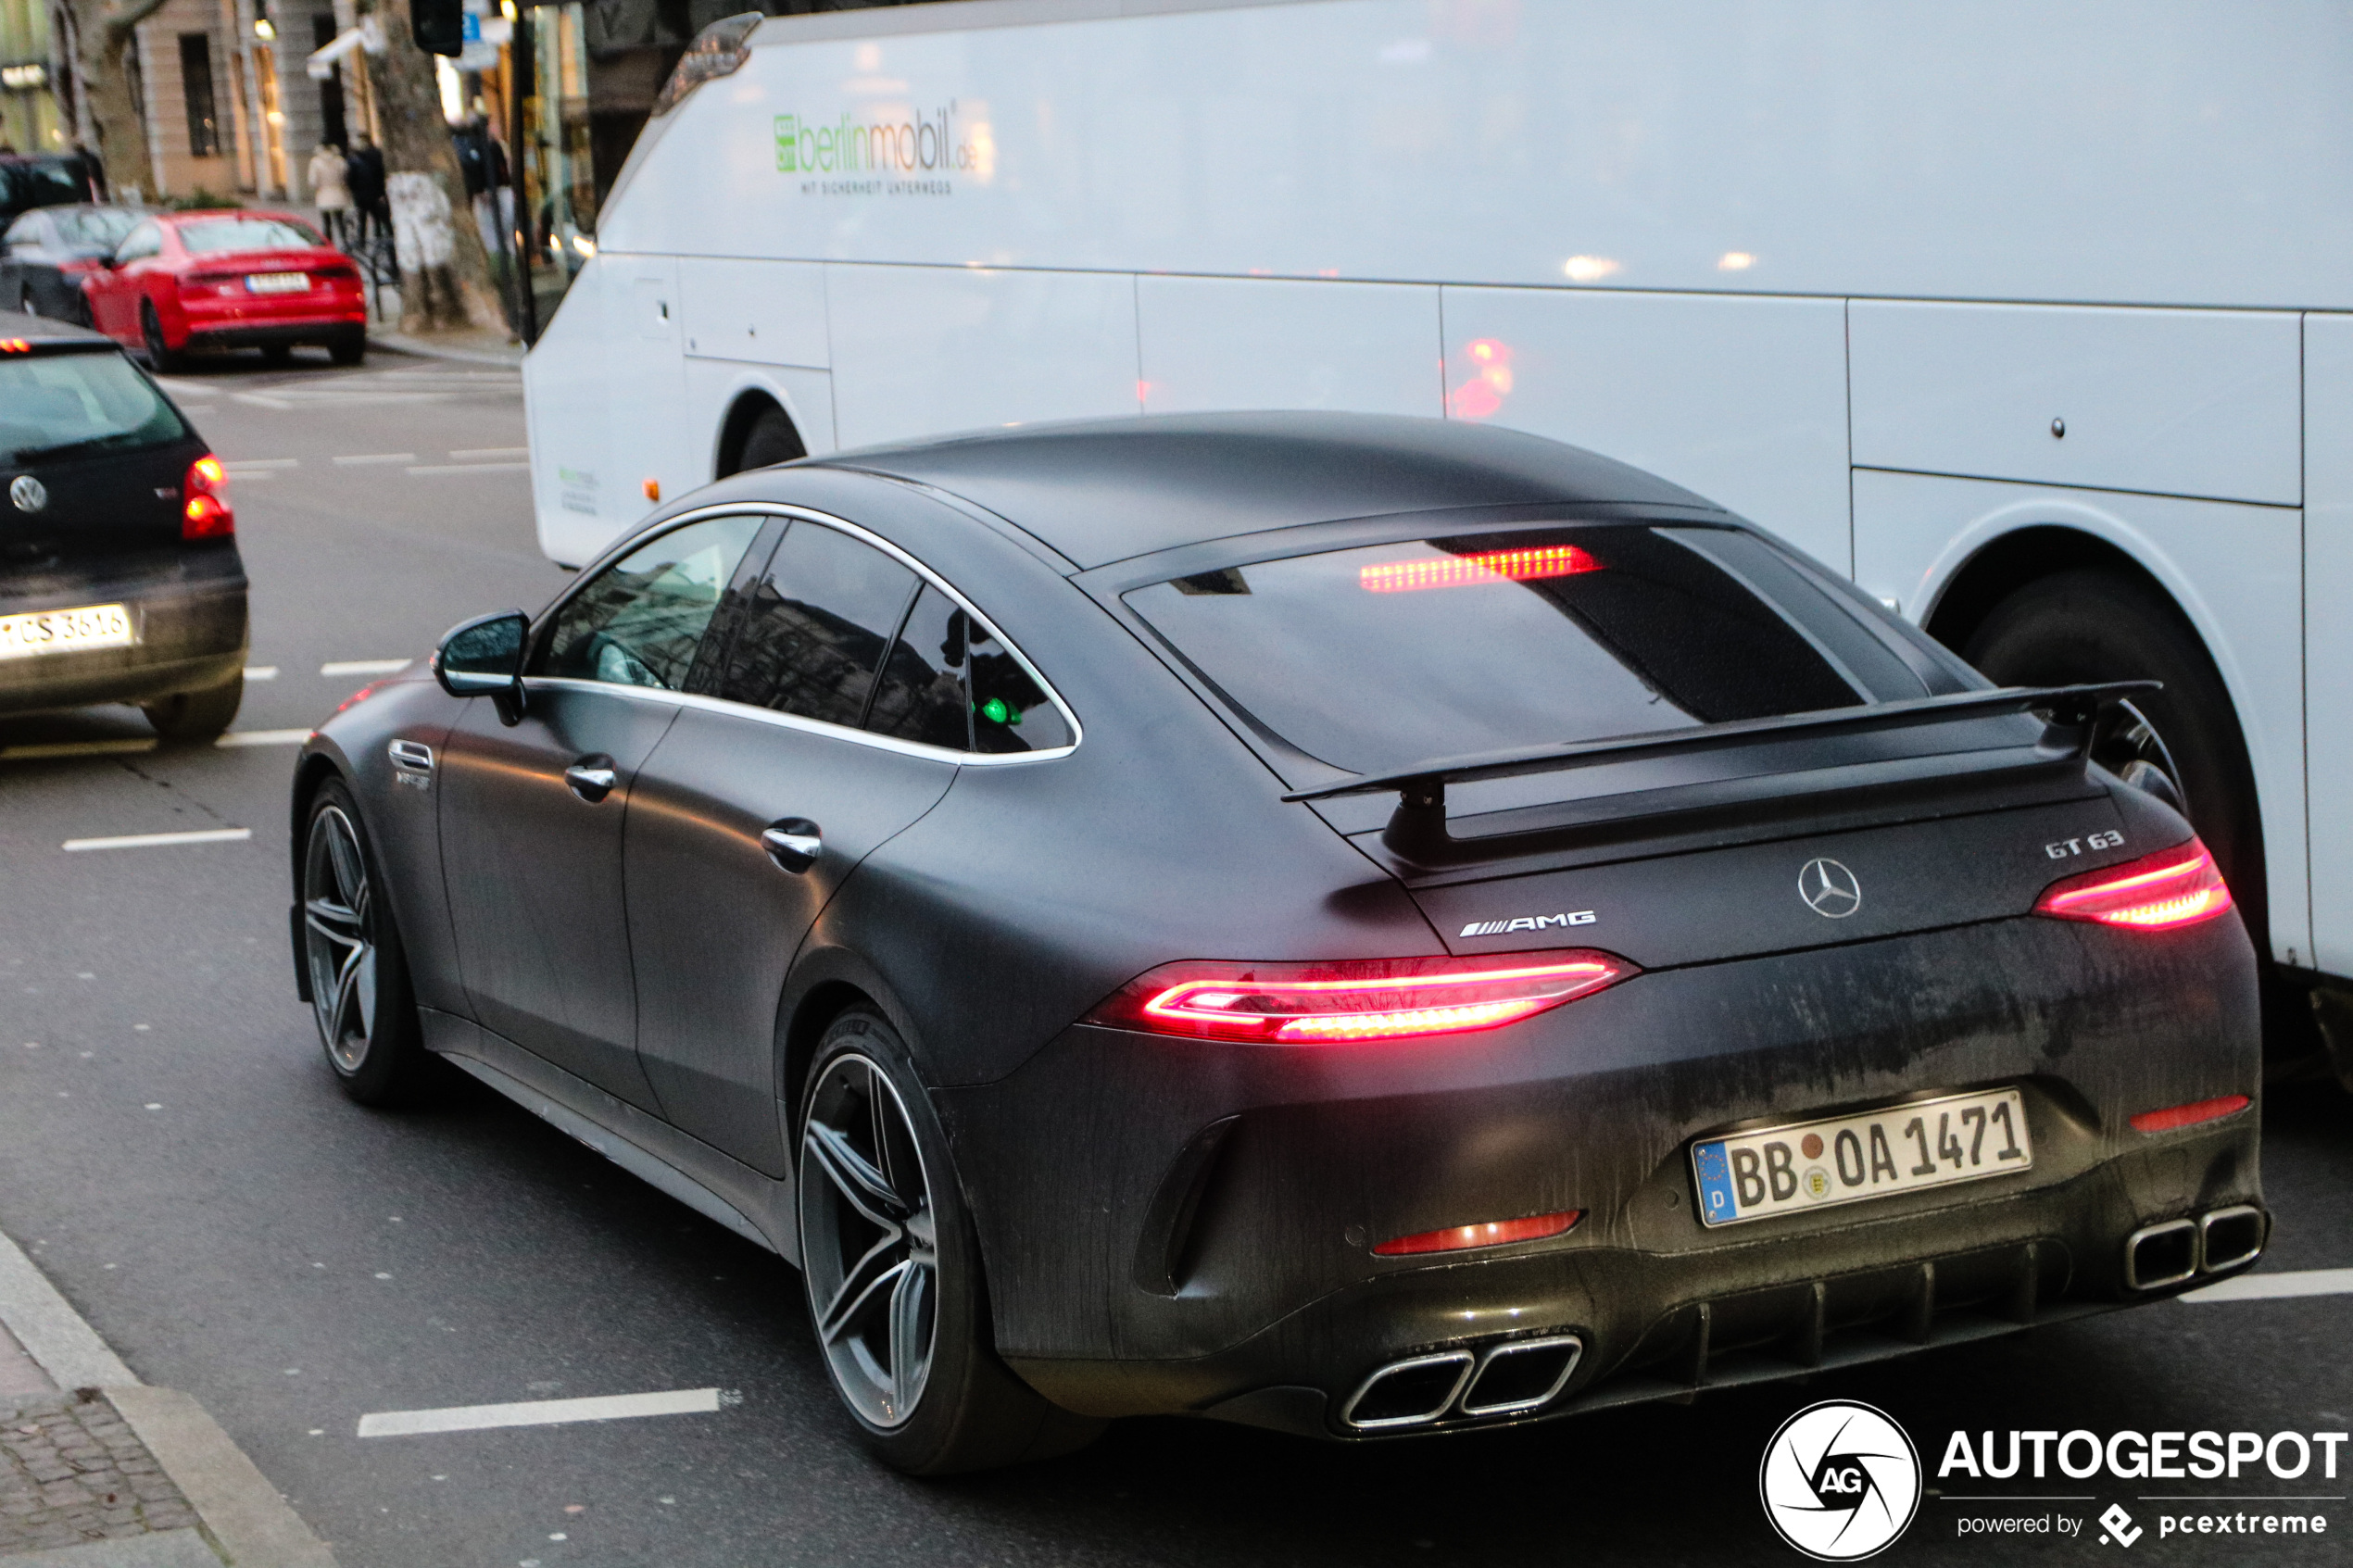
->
[[220, 470, 275, 480], [406, 462, 530, 475], [2181, 1267, 2353, 1303], [1, 738, 157, 761], [61, 828, 252, 852], [245, 666, 279, 681], [230, 392, 295, 410], [152, 376, 215, 395], [333, 452, 416, 466], [357, 1387, 726, 1438], [224, 458, 301, 470], [321, 659, 411, 677], [448, 446, 528, 458], [215, 729, 312, 748]]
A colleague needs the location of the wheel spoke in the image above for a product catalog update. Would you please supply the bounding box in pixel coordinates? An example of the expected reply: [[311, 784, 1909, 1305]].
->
[[305, 896, 363, 946], [804, 1120, 906, 1225], [818, 1246, 908, 1347], [886, 1259, 931, 1414]]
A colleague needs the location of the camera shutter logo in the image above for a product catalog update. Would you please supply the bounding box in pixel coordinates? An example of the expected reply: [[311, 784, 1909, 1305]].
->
[[1758, 1399, 1920, 1561], [9, 475, 46, 514], [1799, 858, 1862, 919]]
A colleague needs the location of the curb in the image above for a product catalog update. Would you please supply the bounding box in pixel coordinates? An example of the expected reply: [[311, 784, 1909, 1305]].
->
[[363, 330, 526, 369], [0, 1231, 337, 1568]]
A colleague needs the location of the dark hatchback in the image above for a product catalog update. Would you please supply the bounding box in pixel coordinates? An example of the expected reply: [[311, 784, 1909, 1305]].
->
[[0, 309, 246, 738], [296, 414, 2262, 1474]]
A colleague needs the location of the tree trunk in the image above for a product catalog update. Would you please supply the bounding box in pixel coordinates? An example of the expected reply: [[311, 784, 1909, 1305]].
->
[[63, 0, 166, 200], [356, 0, 506, 334]]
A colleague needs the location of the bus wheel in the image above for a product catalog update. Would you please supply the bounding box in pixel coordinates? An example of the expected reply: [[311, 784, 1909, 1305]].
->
[[737, 405, 805, 470], [1962, 567, 2268, 948]]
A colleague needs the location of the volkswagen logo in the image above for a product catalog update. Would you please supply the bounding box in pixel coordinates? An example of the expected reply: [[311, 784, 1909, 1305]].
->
[[1798, 858, 1862, 919], [8, 474, 46, 514]]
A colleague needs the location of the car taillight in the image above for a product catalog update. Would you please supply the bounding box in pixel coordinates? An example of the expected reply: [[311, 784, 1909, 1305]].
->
[[182, 455, 233, 539], [1086, 950, 1639, 1044], [2128, 1094, 2250, 1135], [2032, 838, 2233, 931]]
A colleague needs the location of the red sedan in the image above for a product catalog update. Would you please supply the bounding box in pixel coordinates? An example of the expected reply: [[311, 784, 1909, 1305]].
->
[[84, 209, 367, 370]]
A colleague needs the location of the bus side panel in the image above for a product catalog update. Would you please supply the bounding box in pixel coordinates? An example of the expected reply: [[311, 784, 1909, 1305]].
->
[[824, 264, 1139, 448], [1849, 302, 2303, 507], [1853, 470, 2309, 966], [2305, 313, 2353, 980], [679, 257, 829, 369], [606, 256, 689, 531], [1435, 287, 1851, 571], [1136, 276, 1440, 419], [524, 258, 618, 569]]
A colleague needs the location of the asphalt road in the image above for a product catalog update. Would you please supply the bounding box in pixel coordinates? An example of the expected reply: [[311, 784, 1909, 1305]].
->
[[1, 349, 2348, 1568]]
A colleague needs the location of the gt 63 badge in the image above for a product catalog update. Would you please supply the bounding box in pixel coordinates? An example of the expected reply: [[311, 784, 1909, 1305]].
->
[[1759, 1400, 1921, 1560]]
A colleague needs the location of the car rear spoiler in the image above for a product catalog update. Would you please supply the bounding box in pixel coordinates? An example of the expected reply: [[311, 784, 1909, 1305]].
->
[[1282, 682, 2159, 868]]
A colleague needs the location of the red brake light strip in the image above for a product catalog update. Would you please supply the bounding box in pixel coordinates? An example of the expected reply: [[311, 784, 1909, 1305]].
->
[[2033, 839, 2233, 931], [1359, 544, 1602, 594]]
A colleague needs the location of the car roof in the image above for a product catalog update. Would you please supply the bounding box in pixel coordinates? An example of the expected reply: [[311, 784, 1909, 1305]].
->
[[812, 412, 1725, 571], [0, 306, 114, 346]]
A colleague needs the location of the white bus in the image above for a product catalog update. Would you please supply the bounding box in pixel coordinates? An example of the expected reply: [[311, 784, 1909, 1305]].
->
[[522, 0, 2353, 1071]]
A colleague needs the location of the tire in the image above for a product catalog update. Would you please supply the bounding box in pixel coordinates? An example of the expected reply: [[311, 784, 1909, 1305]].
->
[[260, 343, 294, 366], [301, 779, 434, 1106], [141, 672, 243, 743], [1962, 569, 2269, 948], [797, 1010, 1102, 1474], [140, 301, 182, 373], [737, 405, 804, 470], [328, 330, 365, 367]]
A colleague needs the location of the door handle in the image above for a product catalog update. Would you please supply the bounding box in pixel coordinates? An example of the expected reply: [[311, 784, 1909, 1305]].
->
[[761, 818, 822, 873], [564, 754, 619, 803]]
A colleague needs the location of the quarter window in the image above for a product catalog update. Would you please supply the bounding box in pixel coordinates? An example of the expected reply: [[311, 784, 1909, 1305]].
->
[[538, 514, 766, 690], [114, 221, 163, 262], [864, 585, 973, 750], [719, 521, 917, 725]]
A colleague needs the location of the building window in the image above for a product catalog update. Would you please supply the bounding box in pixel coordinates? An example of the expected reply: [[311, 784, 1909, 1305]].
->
[[179, 32, 219, 157]]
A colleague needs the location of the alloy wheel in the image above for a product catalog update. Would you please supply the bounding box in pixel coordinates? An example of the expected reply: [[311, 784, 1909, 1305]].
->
[[799, 1051, 938, 1430], [303, 805, 379, 1072]]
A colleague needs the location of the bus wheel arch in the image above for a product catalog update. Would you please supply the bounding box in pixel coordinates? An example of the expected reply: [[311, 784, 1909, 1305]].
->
[[715, 392, 807, 478]]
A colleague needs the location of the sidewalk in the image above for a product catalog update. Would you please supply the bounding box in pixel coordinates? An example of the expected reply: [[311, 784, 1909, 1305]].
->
[[364, 325, 527, 369], [0, 1235, 335, 1566]]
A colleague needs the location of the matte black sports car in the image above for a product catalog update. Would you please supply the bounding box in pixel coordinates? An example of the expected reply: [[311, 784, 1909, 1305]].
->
[[292, 413, 2264, 1474]]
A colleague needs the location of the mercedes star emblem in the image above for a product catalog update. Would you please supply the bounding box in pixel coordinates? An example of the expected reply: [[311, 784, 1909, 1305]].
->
[[8, 474, 46, 513], [1798, 857, 1863, 919]]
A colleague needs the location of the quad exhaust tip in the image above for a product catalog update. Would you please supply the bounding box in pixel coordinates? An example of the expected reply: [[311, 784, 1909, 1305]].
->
[[1341, 1335, 1584, 1431], [2125, 1204, 2264, 1291]]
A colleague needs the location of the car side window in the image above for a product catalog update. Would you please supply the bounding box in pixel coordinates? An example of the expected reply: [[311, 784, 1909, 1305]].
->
[[718, 521, 917, 727], [114, 220, 162, 262], [864, 585, 975, 750], [537, 514, 766, 691]]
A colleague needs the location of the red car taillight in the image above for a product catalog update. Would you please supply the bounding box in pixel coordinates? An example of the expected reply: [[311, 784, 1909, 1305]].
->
[[182, 455, 233, 539], [1086, 950, 1639, 1044], [2033, 839, 2233, 932], [1373, 1210, 1582, 1257]]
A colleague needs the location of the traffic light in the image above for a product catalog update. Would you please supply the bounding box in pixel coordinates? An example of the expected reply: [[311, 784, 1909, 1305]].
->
[[411, 0, 464, 56]]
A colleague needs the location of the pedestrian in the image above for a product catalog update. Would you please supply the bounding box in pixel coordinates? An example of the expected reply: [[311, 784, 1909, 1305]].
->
[[346, 135, 389, 247], [309, 143, 353, 247]]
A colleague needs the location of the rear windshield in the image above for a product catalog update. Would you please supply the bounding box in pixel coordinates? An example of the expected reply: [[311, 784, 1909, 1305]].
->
[[0, 349, 186, 466], [1123, 525, 1884, 776], [179, 217, 323, 254]]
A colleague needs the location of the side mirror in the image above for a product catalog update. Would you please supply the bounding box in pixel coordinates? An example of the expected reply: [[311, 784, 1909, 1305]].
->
[[434, 608, 529, 725]]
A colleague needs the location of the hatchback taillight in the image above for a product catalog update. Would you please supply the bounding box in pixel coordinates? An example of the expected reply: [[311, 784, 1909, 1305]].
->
[[182, 455, 233, 539], [2033, 839, 2232, 931], [1086, 950, 1639, 1044]]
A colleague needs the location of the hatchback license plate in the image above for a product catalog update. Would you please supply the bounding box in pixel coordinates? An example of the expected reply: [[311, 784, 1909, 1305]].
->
[[1692, 1087, 2031, 1228], [0, 602, 133, 659], [246, 272, 310, 294]]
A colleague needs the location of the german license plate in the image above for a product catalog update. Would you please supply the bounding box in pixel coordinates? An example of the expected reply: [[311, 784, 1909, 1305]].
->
[[1691, 1087, 2032, 1227], [245, 272, 310, 294], [0, 602, 133, 659]]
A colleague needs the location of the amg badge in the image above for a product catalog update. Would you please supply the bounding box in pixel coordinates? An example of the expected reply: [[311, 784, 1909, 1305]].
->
[[1461, 910, 1596, 938]]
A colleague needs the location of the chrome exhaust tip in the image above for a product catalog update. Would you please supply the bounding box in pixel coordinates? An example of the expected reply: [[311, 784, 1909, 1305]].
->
[[1340, 1350, 1475, 1430], [1458, 1335, 1584, 1417], [2198, 1204, 2265, 1273], [2124, 1218, 2197, 1290]]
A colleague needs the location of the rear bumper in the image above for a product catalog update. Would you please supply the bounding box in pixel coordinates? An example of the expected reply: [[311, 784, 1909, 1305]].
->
[[936, 913, 2263, 1436], [182, 314, 364, 351], [0, 572, 248, 714]]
